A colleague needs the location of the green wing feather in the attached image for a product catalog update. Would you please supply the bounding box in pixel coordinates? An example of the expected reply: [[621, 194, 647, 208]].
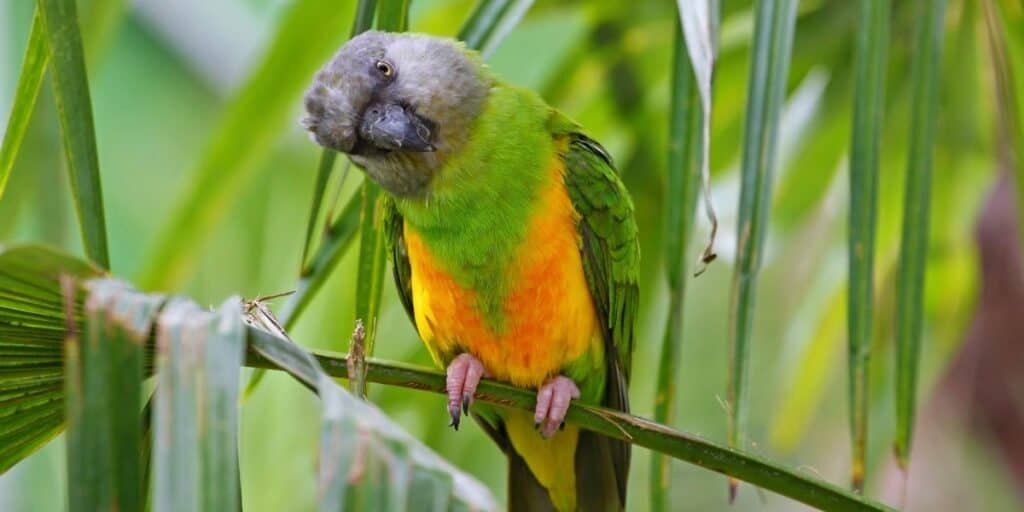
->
[[561, 134, 639, 384], [383, 197, 415, 325], [558, 128, 640, 509]]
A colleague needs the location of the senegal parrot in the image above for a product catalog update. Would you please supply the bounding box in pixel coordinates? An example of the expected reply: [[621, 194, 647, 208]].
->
[[302, 31, 639, 512]]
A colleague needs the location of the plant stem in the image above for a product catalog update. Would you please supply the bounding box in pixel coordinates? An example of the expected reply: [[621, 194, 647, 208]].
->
[[243, 331, 894, 512]]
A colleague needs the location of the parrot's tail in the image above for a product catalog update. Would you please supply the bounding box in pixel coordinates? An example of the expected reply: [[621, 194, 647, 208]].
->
[[506, 429, 627, 512]]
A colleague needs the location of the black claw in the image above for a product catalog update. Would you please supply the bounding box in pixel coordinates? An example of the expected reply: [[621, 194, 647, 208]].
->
[[448, 405, 461, 431], [559, 421, 565, 431], [534, 421, 542, 431], [462, 392, 471, 415]]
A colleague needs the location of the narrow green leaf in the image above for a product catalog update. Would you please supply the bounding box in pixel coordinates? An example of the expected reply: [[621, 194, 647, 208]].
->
[[0, 10, 48, 203], [353, 184, 388, 359], [847, 0, 889, 493], [0, 0, 125, 211], [65, 279, 152, 512], [352, 0, 378, 36], [151, 299, 201, 512], [727, 0, 798, 499], [457, 0, 535, 57], [138, 0, 353, 290], [894, 0, 948, 469], [650, 17, 703, 512], [37, 0, 110, 269], [152, 297, 244, 512], [199, 300, 245, 512], [377, 0, 409, 33], [300, 150, 338, 269]]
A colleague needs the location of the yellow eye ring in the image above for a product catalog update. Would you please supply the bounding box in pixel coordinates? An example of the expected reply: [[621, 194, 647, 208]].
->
[[375, 60, 394, 77]]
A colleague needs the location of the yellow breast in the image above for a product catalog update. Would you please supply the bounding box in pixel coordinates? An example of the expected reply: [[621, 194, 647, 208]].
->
[[404, 156, 601, 389]]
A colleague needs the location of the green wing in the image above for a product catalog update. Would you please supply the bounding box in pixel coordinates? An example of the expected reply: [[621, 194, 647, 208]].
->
[[562, 133, 639, 393], [559, 128, 640, 508], [383, 197, 416, 327]]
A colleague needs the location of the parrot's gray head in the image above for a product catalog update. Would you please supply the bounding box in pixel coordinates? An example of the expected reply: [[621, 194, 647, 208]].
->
[[302, 31, 491, 198]]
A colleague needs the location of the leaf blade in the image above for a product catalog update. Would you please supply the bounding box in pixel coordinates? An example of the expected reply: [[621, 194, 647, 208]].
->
[[457, 0, 535, 57], [0, 9, 48, 203], [847, 0, 890, 492], [300, 150, 339, 269], [650, 15, 703, 512], [376, 0, 409, 33], [65, 278, 150, 512], [727, 0, 799, 498], [353, 183, 388, 363], [351, 0, 378, 36], [894, 0, 948, 469], [152, 297, 244, 512], [37, 0, 110, 269]]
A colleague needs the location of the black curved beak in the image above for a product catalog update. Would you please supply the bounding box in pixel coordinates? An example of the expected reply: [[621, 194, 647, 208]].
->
[[358, 103, 435, 152]]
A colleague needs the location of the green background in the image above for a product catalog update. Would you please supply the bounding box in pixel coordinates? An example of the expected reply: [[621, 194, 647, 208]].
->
[[0, 0, 1016, 510]]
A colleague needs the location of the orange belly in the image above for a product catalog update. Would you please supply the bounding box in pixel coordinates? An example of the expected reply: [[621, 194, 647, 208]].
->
[[404, 160, 601, 389]]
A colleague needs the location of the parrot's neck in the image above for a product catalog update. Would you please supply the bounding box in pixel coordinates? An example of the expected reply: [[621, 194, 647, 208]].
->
[[395, 83, 558, 318]]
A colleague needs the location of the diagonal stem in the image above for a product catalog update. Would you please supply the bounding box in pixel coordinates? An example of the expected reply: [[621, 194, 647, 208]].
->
[[243, 330, 894, 512]]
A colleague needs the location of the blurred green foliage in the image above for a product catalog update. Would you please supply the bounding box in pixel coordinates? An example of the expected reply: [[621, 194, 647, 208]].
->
[[0, 0, 1018, 510]]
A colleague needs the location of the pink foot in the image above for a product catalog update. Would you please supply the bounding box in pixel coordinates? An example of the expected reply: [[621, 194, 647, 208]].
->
[[534, 376, 580, 438], [446, 353, 487, 430]]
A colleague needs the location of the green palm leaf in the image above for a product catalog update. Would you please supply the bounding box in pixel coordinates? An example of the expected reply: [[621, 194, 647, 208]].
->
[[847, 0, 889, 492], [0, 10, 47, 203], [727, 0, 798, 499], [894, 0, 948, 469], [37, 0, 110, 269]]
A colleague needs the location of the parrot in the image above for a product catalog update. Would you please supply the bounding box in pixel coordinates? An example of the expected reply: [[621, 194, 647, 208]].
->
[[302, 31, 639, 512]]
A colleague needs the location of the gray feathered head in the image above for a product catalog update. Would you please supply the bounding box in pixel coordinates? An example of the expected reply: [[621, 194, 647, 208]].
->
[[303, 31, 491, 197]]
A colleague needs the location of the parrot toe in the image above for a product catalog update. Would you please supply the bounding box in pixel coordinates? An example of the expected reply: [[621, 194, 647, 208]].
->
[[445, 353, 487, 430], [534, 376, 580, 438]]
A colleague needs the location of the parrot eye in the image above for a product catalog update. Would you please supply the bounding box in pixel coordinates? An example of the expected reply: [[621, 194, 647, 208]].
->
[[374, 60, 395, 79]]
